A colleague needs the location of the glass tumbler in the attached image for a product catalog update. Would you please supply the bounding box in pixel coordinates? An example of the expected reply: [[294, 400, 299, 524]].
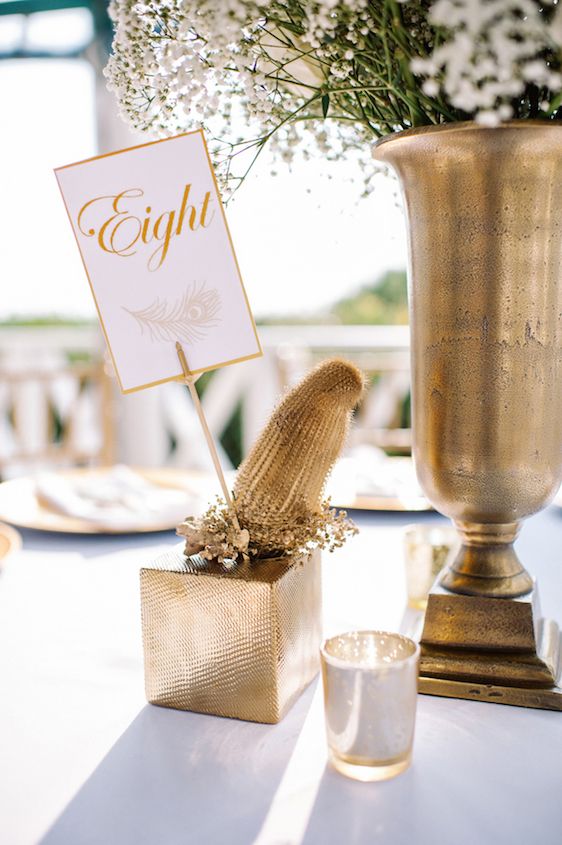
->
[[404, 524, 459, 610], [321, 631, 419, 782]]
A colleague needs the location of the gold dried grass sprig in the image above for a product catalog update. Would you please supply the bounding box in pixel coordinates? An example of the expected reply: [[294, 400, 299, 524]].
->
[[177, 496, 357, 563], [178, 499, 250, 563]]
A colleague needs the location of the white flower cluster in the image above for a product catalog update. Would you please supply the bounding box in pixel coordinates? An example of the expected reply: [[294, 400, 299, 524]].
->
[[104, 0, 562, 189], [105, 0, 384, 189], [411, 0, 562, 125], [106, 0, 261, 135]]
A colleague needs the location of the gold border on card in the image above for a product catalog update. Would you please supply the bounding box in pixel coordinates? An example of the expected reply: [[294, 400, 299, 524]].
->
[[54, 128, 263, 394]]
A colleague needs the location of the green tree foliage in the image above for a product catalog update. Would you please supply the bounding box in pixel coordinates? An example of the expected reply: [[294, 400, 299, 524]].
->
[[330, 270, 408, 325]]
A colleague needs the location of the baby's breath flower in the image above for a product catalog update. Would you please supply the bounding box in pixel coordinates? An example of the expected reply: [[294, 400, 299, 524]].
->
[[105, 0, 562, 193], [411, 0, 562, 124]]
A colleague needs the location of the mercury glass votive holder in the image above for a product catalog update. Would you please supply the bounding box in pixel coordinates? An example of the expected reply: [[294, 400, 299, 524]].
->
[[320, 631, 420, 782], [404, 524, 459, 610]]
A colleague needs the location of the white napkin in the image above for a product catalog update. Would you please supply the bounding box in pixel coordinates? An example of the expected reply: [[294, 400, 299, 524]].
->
[[35, 465, 199, 530], [327, 446, 425, 504]]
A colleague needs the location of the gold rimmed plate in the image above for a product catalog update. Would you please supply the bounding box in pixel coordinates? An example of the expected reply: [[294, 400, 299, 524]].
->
[[339, 493, 431, 512], [0, 467, 213, 535], [0, 521, 22, 566], [327, 456, 432, 513]]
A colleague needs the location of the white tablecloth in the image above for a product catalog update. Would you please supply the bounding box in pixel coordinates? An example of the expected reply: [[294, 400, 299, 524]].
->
[[1, 509, 562, 845]]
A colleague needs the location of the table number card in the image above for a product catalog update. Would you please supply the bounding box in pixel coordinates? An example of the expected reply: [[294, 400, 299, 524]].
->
[[55, 130, 262, 393]]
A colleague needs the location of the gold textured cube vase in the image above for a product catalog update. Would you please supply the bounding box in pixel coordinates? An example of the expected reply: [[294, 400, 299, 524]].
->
[[140, 547, 322, 724]]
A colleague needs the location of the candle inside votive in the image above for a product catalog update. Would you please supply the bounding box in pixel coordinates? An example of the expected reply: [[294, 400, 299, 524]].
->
[[321, 631, 419, 782]]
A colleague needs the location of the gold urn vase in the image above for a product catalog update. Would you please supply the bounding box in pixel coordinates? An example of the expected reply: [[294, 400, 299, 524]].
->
[[374, 122, 562, 710]]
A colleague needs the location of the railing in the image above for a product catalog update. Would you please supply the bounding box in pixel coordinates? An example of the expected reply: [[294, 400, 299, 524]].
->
[[0, 326, 112, 476], [0, 324, 411, 475]]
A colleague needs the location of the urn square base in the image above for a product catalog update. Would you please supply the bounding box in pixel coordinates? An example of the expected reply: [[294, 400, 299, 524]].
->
[[140, 547, 322, 724], [418, 582, 562, 711]]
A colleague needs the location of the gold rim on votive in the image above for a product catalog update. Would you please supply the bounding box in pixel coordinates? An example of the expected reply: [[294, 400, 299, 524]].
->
[[321, 630, 420, 671]]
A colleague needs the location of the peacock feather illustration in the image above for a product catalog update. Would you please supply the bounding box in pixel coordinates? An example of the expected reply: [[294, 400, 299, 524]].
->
[[124, 282, 221, 344]]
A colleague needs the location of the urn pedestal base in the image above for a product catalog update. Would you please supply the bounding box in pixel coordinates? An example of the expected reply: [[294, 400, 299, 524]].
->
[[418, 582, 562, 711]]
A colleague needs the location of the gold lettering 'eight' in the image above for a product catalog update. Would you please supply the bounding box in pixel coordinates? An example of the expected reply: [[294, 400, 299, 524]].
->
[[77, 184, 215, 271]]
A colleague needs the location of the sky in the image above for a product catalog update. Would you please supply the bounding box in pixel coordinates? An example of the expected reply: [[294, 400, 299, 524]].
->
[[1, 12, 408, 321]]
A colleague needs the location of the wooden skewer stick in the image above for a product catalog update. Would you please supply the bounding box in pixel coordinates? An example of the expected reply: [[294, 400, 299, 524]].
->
[[176, 341, 241, 532]]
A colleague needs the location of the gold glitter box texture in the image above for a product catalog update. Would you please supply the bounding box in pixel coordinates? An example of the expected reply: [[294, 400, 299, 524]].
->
[[140, 547, 322, 724]]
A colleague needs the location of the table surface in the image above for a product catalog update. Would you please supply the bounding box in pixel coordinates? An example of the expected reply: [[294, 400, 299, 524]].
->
[[1, 507, 562, 845]]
